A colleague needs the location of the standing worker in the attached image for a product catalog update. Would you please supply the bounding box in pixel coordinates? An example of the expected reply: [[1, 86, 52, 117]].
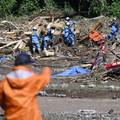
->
[[63, 17, 76, 47], [0, 52, 51, 120], [31, 27, 41, 54], [108, 18, 119, 41]]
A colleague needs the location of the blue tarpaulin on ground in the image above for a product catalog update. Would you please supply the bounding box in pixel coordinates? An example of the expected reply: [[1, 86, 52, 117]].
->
[[52, 66, 91, 78]]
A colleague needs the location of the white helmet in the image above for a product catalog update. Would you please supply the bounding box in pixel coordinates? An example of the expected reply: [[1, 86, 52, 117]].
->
[[65, 17, 70, 21], [66, 22, 70, 26], [113, 18, 117, 21], [51, 29, 55, 34], [33, 26, 37, 30]]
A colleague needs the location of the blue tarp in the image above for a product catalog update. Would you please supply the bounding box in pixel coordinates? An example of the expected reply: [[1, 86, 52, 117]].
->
[[52, 66, 91, 78]]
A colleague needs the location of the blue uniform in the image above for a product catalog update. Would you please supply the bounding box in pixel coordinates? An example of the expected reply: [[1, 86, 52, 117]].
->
[[31, 31, 41, 53], [42, 30, 53, 50], [63, 26, 75, 47], [108, 22, 119, 41]]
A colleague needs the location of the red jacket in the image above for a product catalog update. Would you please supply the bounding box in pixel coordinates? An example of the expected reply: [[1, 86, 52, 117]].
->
[[0, 66, 51, 120]]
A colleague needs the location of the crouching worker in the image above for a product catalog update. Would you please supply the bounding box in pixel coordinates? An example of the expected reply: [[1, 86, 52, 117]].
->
[[0, 52, 51, 120], [89, 30, 103, 46], [31, 27, 41, 54], [42, 29, 54, 50]]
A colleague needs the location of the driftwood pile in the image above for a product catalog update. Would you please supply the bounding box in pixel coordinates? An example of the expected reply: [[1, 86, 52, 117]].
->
[[0, 15, 105, 55]]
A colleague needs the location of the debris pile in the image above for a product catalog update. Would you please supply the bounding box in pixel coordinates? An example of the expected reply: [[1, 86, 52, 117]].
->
[[0, 16, 107, 55]]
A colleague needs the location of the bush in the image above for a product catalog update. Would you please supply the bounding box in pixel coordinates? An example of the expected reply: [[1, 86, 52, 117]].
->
[[0, 0, 120, 18], [88, 0, 109, 17], [18, 0, 38, 15], [44, 0, 56, 10], [0, 0, 16, 17], [63, 2, 76, 16], [108, 1, 120, 18]]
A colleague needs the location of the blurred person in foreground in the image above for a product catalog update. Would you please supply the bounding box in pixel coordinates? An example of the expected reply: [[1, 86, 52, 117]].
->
[[0, 52, 51, 120]]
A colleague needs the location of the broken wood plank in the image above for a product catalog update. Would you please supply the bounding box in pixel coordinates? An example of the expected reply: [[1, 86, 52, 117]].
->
[[47, 23, 63, 29], [19, 41, 26, 49], [1, 20, 19, 30], [13, 40, 23, 50], [0, 41, 19, 49]]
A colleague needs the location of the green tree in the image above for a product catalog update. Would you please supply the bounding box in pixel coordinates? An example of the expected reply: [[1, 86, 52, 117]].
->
[[88, 0, 108, 17], [18, 0, 38, 15], [0, 0, 16, 17], [108, 1, 120, 18]]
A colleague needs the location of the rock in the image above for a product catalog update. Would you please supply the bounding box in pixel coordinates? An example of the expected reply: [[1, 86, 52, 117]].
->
[[88, 84, 96, 88], [108, 109, 114, 114]]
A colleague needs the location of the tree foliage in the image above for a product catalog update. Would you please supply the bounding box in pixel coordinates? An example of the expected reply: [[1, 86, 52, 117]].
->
[[0, 0, 120, 18], [0, 0, 16, 17], [108, 0, 120, 17]]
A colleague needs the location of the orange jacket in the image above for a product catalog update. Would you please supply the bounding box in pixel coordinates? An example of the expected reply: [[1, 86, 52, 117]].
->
[[0, 66, 51, 120], [89, 30, 103, 42]]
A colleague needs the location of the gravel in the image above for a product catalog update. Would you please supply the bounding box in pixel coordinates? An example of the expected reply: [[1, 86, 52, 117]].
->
[[42, 112, 120, 120]]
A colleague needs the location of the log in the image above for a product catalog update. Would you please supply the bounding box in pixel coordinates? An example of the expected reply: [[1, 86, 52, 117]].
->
[[91, 22, 103, 31], [24, 31, 32, 35], [0, 49, 13, 54], [0, 41, 19, 49], [1, 20, 19, 30], [47, 23, 63, 29], [13, 40, 23, 50], [29, 16, 52, 25], [3, 31, 17, 38], [80, 64, 92, 67]]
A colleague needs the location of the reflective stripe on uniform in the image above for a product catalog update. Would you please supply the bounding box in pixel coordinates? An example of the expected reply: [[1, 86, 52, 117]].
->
[[7, 70, 34, 79]]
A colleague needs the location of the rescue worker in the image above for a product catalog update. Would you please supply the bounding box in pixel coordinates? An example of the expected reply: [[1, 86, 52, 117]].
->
[[0, 52, 51, 120], [31, 27, 41, 54], [42, 29, 54, 50], [63, 22, 75, 46], [108, 18, 119, 41], [89, 30, 103, 42], [89, 30, 103, 46]]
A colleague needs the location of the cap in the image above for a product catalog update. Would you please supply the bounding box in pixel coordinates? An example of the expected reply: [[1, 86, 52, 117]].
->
[[15, 52, 34, 66]]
